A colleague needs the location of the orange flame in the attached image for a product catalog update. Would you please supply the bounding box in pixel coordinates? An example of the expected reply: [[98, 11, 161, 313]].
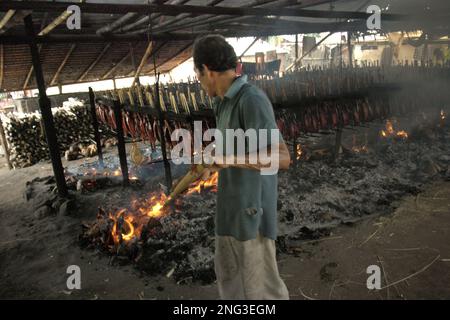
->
[[380, 119, 408, 139], [108, 171, 218, 245], [296, 144, 303, 160], [186, 172, 218, 195]]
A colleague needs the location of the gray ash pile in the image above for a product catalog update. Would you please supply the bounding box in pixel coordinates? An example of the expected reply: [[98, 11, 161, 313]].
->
[[74, 115, 449, 285]]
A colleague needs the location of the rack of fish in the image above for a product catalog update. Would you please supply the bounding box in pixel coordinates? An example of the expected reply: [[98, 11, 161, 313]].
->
[[94, 65, 450, 151]]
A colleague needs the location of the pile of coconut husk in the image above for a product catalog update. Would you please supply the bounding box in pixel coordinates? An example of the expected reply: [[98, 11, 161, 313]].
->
[[3, 105, 113, 168]]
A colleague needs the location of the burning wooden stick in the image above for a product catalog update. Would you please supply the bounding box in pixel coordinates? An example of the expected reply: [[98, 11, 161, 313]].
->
[[164, 164, 207, 206]]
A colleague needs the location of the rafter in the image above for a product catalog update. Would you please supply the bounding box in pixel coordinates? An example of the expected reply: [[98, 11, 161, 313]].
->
[[78, 43, 111, 82], [50, 44, 76, 86]]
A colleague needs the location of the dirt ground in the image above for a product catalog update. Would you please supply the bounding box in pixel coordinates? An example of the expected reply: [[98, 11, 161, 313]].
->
[[0, 153, 449, 300]]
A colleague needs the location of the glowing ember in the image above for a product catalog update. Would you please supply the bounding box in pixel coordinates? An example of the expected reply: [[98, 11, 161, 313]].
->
[[441, 110, 446, 127], [380, 120, 408, 139], [352, 145, 369, 153], [107, 171, 218, 245], [186, 172, 218, 195], [351, 134, 368, 153], [296, 144, 303, 160]]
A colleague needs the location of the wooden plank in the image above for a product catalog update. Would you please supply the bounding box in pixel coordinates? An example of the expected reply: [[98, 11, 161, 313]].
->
[[0, 1, 405, 20], [0, 44, 3, 89], [0, 10, 15, 30], [131, 41, 152, 87], [39, 0, 85, 36]]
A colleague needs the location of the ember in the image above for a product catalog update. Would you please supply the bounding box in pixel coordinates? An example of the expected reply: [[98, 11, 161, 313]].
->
[[380, 119, 409, 139], [81, 171, 218, 255], [351, 134, 369, 154], [296, 145, 303, 160]]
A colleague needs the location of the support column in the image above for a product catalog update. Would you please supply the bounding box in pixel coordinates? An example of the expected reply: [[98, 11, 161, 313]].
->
[[88, 87, 104, 168], [0, 116, 12, 170], [24, 14, 68, 197], [113, 100, 129, 186], [155, 73, 172, 192]]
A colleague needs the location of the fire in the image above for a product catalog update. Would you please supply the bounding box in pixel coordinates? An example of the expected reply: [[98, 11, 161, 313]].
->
[[441, 109, 446, 127], [351, 134, 368, 153], [352, 145, 369, 153], [140, 193, 169, 217], [186, 172, 218, 195], [110, 209, 136, 244], [107, 171, 218, 245], [380, 120, 408, 139], [296, 144, 303, 160]]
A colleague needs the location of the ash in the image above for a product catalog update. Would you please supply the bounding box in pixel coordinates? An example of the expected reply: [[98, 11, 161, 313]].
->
[[26, 122, 450, 285]]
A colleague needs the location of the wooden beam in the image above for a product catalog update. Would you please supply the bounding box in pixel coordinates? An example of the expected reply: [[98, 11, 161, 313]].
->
[[23, 44, 43, 90], [102, 50, 131, 80], [78, 43, 111, 82], [38, 11, 72, 36], [112, 100, 129, 187], [24, 14, 68, 197], [131, 41, 153, 87], [152, 0, 290, 34], [96, 12, 138, 35], [39, 0, 85, 36], [0, 10, 15, 30], [50, 44, 76, 86], [88, 87, 104, 167], [0, 44, 3, 89], [149, 41, 192, 73], [0, 1, 405, 20]]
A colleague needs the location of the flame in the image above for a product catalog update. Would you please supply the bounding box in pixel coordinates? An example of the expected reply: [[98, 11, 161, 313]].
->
[[351, 134, 368, 153], [296, 144, 303, 160], [186, 172, 218, 195], [442, 110, 446, 120], [110, 209, 136, 244], [107, 171, 218, 245], [140, 193, 169, 218], [380, 119, 408, 139]]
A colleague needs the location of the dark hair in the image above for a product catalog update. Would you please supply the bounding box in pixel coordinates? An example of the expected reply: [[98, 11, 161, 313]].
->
[[193, 35, 237, 73]]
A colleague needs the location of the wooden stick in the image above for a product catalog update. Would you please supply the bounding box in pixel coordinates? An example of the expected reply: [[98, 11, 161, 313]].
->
[[380, 255, 441, 290]]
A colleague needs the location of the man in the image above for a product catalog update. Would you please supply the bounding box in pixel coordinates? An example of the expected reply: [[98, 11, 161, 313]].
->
[[192, 35, 290, 300]]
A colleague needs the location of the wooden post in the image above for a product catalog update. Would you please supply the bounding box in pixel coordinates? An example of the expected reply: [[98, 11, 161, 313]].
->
[[0, 116, 12, 170], [294, 34, 298, 71], [155, 73, 172, 192], [88, 87, 104, 168], [112, 100, 129, 186], [347, 31, 353, 68], [334, 128, 342, 161], [24, 15, 68, 197]]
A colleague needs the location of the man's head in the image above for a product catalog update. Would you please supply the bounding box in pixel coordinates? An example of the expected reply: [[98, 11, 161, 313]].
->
[[193, 35, 237, 97]]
